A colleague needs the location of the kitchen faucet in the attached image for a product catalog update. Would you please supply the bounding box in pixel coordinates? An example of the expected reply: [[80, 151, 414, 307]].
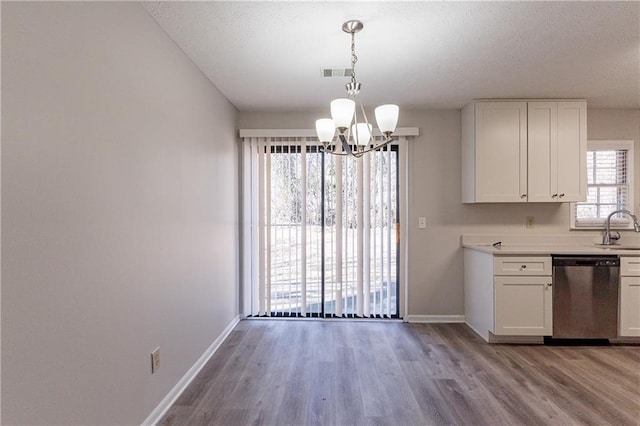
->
[[602, 209, 640, 245]]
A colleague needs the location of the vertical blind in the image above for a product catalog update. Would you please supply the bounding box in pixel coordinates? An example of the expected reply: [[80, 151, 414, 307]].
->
[[241, 135, 408, 318]]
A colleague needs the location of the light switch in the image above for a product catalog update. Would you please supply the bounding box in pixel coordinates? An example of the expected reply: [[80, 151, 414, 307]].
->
[[418, 217, 427, 229]]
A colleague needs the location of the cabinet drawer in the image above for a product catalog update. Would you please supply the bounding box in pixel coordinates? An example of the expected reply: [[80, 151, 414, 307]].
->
[[621, 257, 640, 276], [494, 256, 551, 276]]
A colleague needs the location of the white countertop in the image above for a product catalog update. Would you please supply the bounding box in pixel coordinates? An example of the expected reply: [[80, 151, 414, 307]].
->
[[463, 243, 640, 256], [461, 234, 640, 256]]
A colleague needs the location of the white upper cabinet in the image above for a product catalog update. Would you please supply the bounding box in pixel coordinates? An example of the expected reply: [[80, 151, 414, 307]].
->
[[527, 102, 557, 202], [528, 101, 587, 202], [556, 102, 587, 201], [462, 102, 527, 202], [462, 99, 587, 203]]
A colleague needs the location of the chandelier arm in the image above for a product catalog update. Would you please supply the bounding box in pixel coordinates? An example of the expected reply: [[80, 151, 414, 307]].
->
[[348, 105, 356, 152], [339, 133, 354, 155], [352, 136, 395, 156], [321, 148, 351, 156], [343, 124, 352, 154], [356, 97, 372, 147], [322, 135, 395, 157]]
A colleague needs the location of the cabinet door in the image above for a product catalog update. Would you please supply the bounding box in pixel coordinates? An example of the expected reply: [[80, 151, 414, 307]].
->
[[527, 102, 558, 202], [475, 102, 528, 202], [620, 276, 640, 337], [556, 101, 587, 202], [495, 276, 552, 335]]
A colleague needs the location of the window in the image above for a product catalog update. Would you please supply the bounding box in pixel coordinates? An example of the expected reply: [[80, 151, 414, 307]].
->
[[571, 140, 635, 229]]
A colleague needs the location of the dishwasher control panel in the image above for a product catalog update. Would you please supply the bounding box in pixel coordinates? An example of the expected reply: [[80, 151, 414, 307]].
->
[[596, 259, 620, 267], [552, 255, 619, 267]]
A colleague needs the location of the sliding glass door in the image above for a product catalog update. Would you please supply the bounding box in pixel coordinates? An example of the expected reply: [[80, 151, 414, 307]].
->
[[246, 137, 400, 318]]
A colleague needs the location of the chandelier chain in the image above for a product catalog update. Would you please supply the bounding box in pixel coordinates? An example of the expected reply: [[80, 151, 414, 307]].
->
[[350, 31, 358, 84]]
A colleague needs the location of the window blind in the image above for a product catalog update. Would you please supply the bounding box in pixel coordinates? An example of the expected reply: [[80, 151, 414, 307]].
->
[[241, 135, 404, 318], [574, 148, 631, 227]]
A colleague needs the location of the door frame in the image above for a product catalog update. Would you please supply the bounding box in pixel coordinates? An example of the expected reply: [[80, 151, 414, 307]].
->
[[239, 128, 418, 319]]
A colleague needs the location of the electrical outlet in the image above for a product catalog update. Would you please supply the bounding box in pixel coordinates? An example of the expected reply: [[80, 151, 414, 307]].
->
[[151, 348, 160, 374], [418, 217, 427, 229], [526, 216, 535, 229]]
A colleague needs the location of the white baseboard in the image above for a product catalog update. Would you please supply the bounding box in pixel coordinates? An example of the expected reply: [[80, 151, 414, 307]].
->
[[487, 332, 543, 344], [405, 315, 465, 323], [141, 315, 241, 426]]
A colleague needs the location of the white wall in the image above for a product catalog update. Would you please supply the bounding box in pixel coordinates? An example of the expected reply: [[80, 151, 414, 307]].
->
[[2, 2, 239, 424], [239, 108, 640, 317]]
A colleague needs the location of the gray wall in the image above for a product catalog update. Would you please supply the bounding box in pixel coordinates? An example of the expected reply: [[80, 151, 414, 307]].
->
[[239, 108, 640, 317], [588, 109, 640, 214], [2, 2, 239, 424]]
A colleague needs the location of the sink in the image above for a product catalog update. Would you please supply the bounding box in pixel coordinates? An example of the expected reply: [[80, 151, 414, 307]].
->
[[594, 244, 640, 250]]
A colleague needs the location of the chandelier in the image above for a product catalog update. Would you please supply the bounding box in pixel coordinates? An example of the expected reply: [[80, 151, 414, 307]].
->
[[315, 20, 399, 158]]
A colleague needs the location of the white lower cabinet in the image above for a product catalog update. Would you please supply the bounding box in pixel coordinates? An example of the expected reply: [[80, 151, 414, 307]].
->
[[620, 257, 640, 337], [466, 250, 640, 342], [495, 276, 553, 335], [464, 249, 552, 342]]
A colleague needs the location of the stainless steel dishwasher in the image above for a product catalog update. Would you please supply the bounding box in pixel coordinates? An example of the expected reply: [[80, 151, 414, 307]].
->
[[552, 255, 619, 339]]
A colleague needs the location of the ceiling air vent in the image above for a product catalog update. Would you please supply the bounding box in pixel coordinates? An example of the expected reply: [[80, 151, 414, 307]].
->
[[322, 68, 353, 78]]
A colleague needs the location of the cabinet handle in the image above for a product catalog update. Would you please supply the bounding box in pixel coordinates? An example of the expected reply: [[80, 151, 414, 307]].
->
[[521, 194, 527, 199], [521, 265, 527, 269], [559, 193, 565, 198], [547, 283, 553, 287], [552, 194, 558, 198]]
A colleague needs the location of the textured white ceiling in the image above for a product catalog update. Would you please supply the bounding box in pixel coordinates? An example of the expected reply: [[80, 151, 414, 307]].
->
[[143, 1, 640, 111]]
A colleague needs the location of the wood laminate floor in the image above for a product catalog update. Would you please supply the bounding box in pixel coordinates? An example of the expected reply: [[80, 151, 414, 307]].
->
[[160, 320, 640, 426]]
